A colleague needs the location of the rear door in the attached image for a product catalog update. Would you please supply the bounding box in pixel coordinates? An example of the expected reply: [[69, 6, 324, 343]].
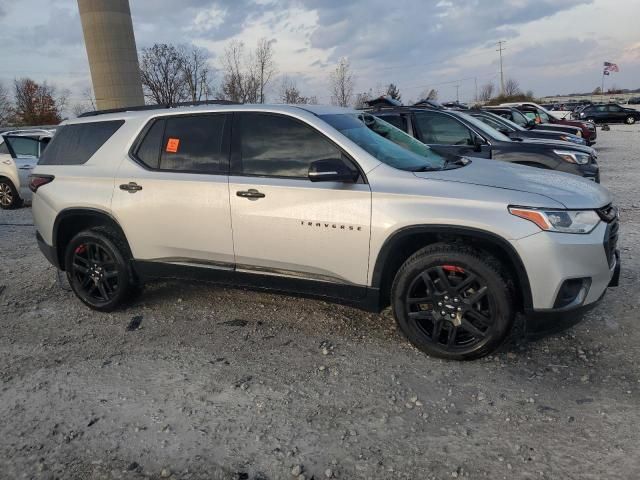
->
[[3, 135, 41, 197], [228, 112, 371, 287], [113, 113, 235, 267], [412, 111, 491, 158]]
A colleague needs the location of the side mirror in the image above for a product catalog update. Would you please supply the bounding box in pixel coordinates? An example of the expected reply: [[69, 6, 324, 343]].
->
[[472, 135, 485, 152], [308, 158, 359, 183]]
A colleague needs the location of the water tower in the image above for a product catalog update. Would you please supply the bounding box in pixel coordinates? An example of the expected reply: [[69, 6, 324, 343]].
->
[[77, 0, 144, 110]]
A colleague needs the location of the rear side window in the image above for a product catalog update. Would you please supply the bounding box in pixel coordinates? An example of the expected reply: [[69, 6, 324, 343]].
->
[[39, 120, 124, 165], [134, 114, 229, 173], [237, 113, 341, 178]]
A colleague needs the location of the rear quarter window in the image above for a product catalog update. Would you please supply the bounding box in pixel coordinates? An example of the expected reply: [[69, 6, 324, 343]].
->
[[39, 120, 124, 165]]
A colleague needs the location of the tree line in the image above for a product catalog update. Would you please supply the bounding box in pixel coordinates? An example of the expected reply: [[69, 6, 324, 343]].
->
[[0, 37, 534, 126]]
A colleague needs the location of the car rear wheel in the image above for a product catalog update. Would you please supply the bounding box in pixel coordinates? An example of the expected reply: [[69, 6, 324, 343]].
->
[[626, 116, 636, 125], [64, 227, 136, 311], [391, 244, 514, 360], [0, 179, 22, 210]]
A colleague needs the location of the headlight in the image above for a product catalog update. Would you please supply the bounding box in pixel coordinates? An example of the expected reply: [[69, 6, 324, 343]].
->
[[554, 150, 590, 165], [509, 207, 601, 234], [575, 130, 582, 137]]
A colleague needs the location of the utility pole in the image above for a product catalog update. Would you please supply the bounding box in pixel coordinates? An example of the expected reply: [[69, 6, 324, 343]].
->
[[497, 40, 506, 96], [474, 77, 478, 103], [455, 84, 460, 103]]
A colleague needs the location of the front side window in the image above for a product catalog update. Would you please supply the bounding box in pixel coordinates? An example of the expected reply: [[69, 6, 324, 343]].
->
[[607, 105, 622, 112], [134, 114, 229, 173], [238, 113, 342, 178], [413, 112, 473, 145]]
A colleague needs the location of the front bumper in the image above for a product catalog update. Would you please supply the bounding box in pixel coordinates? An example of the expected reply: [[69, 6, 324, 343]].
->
[[514, 221, 618, 311]]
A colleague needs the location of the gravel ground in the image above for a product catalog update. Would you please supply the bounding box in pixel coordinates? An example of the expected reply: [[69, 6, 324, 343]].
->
[[1, 125, 639, 480]]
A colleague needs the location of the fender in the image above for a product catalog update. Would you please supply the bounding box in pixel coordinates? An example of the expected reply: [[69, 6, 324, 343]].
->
[[52, 207, 130, 269], [371, 224, 533, 312]]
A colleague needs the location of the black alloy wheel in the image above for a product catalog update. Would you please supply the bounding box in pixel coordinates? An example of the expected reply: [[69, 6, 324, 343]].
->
[[392, 244, 514, 360], [406, 265, 494, 350], [65, 227, 135, 311]]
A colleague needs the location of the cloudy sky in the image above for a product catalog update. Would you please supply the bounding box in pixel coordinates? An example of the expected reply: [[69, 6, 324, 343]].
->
[[1, 0, 639, 108]]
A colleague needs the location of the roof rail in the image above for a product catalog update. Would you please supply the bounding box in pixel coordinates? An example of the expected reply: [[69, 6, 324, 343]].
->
[[78, 100, 240, 118]]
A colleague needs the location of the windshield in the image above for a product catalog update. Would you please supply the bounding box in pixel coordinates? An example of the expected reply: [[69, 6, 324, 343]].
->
[[320, 113, 446, 171], [486, 113, 524, 132], [510, 109, 530, 127], [454, 112, 512, 142], [473, 113, 517, 133]]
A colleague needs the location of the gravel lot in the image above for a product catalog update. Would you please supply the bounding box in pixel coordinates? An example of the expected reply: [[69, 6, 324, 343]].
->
[[1, 125, 639, 480]]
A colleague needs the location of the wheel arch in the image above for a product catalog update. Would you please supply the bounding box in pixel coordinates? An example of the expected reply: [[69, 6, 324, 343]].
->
[[53, 207, 131, 270], [371, 225, 533, 313]]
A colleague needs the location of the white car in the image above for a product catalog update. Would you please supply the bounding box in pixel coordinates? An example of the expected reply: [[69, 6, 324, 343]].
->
[[0, 130, 53, 209], [500, 102, 572, 120]]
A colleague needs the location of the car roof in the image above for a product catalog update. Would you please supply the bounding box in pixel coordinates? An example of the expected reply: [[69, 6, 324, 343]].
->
[[65, 103, 357, 125]]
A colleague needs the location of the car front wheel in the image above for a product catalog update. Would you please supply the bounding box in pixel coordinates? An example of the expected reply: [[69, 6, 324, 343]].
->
[[64, 227, 136, 311], [391, 244, 515, 360], [0, 179, 22, 209]]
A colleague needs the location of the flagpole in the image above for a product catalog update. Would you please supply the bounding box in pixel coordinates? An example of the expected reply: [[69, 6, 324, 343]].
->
[[601, 70, 605, 103]]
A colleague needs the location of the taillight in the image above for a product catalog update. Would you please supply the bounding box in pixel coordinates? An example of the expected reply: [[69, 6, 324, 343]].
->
[[29, 174, 54, 193]]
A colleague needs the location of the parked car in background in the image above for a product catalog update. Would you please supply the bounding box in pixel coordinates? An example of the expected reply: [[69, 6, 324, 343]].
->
[[507, 103, 598, 145], [31, 102, 619, 360], [482, 106, 585, 138], [575, 103, 640, 125], [366, 103, 600, 181], [467, 109, 586, 146], [627, 97, 640, 105], [0, 130, 53, 209]]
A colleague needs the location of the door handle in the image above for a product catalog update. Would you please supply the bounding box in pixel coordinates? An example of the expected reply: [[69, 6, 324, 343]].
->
[[236, 189, 265, 199], [18, 166, 34, 170], [120, 182, 143, 193]]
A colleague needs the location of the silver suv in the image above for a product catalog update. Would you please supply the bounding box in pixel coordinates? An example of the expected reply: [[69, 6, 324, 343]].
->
[[31, 103, 620, 360]]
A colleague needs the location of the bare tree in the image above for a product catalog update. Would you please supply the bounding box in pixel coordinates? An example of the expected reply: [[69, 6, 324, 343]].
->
[[330, 57, 354, 107], [418, 88, 438, 101], [0, 81, 12, 125], [71, 87, 97, 117], [503, 78, 521, 97], [139, 44, 188, 105], [253, 38, 276, 103], [220, 40, 246, 102], [479, 82, 494, 102], [179, 45, 213, 102], [13, 78, 61, 125], [279, 77, 314, 104], [354, 90, 373, 109]]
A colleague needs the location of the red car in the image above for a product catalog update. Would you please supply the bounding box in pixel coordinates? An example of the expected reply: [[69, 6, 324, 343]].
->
[[505, 103, 597, 146]]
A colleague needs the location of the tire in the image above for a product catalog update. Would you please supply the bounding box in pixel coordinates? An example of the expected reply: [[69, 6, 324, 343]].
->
[[64, 226, 137, 312], [626, 116, 636, 125], [0, 178, 22, 210], [391, 243, 515, 360]]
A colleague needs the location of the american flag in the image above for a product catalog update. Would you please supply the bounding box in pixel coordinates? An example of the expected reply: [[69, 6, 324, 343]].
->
[[604, 61, 620, 73]]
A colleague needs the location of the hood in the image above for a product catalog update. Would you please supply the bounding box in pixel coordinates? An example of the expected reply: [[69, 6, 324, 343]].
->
[[413, 157, 611, 209], [514, 138, 595, 155]]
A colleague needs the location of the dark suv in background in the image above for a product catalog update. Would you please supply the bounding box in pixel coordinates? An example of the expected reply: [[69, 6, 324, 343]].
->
[[365, 102, 600, 181], [575, 103, 640, 125]]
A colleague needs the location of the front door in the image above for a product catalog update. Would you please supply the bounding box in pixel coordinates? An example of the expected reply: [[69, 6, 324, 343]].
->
[[228, 112, 371, 287], [4, 136, 40, 197], [412, 111, 492, 158], [113, 113, 235, 267]]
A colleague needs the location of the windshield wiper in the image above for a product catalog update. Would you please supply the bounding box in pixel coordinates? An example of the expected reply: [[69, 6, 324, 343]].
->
[[411, 165, 440, 172]]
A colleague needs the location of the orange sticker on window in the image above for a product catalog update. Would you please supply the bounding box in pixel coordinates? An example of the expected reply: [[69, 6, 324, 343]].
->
[[166, 138, 180, 153]]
